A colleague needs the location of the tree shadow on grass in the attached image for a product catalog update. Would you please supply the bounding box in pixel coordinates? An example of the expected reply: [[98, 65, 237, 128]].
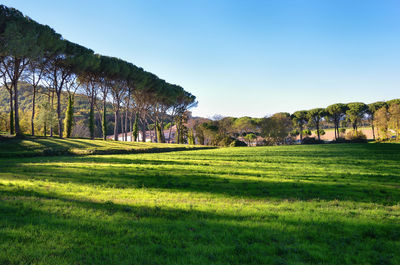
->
[[0, 188, 399, 265], [3, 159, 399, 205]]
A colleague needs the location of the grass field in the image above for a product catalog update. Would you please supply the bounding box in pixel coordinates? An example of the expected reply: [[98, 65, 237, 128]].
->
[[0, 141, 399, 264]]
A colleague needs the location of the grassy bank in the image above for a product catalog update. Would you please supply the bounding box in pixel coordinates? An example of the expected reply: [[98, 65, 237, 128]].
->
[[0, 137, 210, 157]]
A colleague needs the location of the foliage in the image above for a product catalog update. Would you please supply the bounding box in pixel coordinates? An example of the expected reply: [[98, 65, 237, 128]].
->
[[229, 139, 247, 147], [346, 103, 368, 131], [307, 108, 326, 141], [260, 112, 292, 145], [345, 131, 367, 143], [291, 110, 308, 139], [326, 103, 347, 140], [244, 133, 257, 146], [303, 129, 312, 136], [301, 137, 324, 144]]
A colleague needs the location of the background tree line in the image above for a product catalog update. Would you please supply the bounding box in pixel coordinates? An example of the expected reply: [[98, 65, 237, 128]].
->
[[185, 99, 400, 147], [0, 5, 196, 142]]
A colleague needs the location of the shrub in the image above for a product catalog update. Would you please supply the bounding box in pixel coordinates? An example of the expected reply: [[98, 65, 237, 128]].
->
[[290, 129, 299, 137], [301, 137, 324, 145], [303, 129, 312, 136], [345, 131, 367, 143], [229, 139, 247, 147], [219, 136, 236, 147]]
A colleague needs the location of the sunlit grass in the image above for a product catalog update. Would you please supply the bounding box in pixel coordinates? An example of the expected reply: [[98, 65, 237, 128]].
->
[[0, 143, 399, 264]]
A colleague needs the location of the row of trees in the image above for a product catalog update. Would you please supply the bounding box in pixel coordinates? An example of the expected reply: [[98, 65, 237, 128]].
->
[[292, 100, 400, 141], [187, 99, 400, 146], [0, 5, 196, 141]]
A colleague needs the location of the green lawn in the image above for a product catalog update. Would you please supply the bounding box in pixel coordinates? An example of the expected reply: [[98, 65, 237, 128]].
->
[[0, 143, 399, 264]]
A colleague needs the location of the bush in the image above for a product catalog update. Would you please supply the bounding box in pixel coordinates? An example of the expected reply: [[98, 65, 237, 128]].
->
[[303, 129, 312, 136], [219, 136, 236, 147], [301, 137, 324, 145], [229, 139, 247, 147], [345, 131, 367, 143]]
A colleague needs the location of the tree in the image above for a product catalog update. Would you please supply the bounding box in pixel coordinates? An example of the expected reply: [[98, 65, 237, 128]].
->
[[291, 110, 307, 141], [187, 128, 195, 145], [35, 101, 56, 137], [233, 116, 257, 135], [374, 106, 389, 139], [260, 112, 292, 145], [388, 103, 400, 139], [0, 70, 13, 134], [367, 101, 386, 140], [326, 103, 347, 140], [346, 103, 368, 132], [63, 92, 74, 138], [307, 108, 326, 141], [0, 8, 42, 136], [244, 133, 257, 146]]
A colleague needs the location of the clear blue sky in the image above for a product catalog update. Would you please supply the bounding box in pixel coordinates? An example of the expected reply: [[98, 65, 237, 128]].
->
[[3, 0, 400, 118]]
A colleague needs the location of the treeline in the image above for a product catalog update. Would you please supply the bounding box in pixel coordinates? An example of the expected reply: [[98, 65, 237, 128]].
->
[[0, 5, 196, 141], [189, 100, 400, 146]]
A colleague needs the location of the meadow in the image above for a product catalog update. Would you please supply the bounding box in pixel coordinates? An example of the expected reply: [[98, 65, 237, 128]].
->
[[0, 140, 399, 264]]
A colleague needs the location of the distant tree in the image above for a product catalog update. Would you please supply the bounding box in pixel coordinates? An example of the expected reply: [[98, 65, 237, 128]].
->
[[233, 116, 257, 135], [35, 101, 56, 137], [346, 102, 368, 132], [307, 108, 326, 141], [291, 111, 308, 141], [187, 128, 195, 145], [367, 101, 387, 140], [388, 103, 400, 139], [244, 133, 257, 146], [316, 129, 325, 136], [326, 103, 347, 140], [374, 107, 389, 139], [260, 112, 292, 145]]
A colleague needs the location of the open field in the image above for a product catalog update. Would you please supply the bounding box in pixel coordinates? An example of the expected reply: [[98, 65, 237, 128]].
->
[[1, 143, 399, 264]]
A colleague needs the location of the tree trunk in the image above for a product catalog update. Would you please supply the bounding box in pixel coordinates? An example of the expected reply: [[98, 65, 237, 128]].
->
[[114, 108, 119, 141], [129, 115, 133, 142], [299, 124, 303, 141], [56, 91, 63, 138], [371, 123, 375, 140], [316, 122, 320, 141], [50, 91, 54, 137], [89, 97, 95, 140], [334, 124, 337, 140], [8, 90, 14, 135], [141, 120, 146, 142], [120, 113, 124, 141], [169, 123, 173, 143], [102, 100, 107, 140], [13, 78, 22, 137], [31, 87, 36, 136], [124, 109, 128, 141]]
